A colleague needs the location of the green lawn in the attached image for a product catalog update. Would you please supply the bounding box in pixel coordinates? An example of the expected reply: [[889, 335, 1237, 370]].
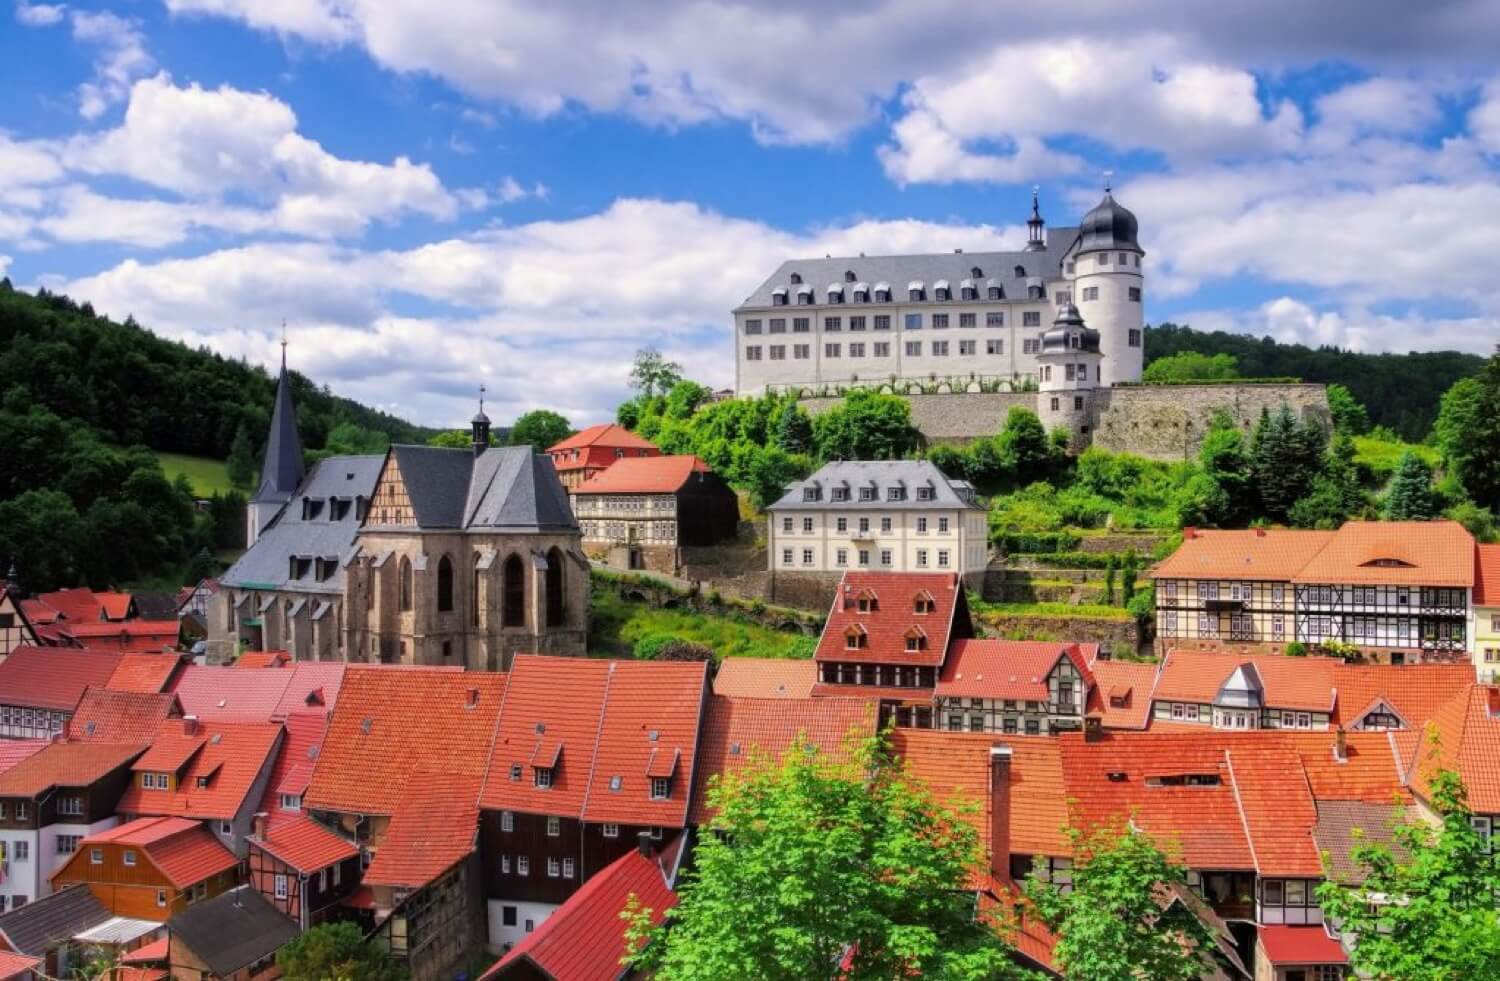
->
[[589, 586, 816, 661], [154, 450, 239, 497], [1352, 436, 1440, 484]]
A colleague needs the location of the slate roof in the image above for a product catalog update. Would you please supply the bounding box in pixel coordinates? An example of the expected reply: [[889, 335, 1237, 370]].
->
[[168, 886, 299, 978], [118, 720, 282, 821], [1313, 799, 1414, 884], [251, 816, 356, 874], [0, 742, 145, 798], [0, 884, 110, 955], [67, 689, 181, 743], [769, 460, 981, 512], [373, 445, 578, 532], [363, 772, 482, 888], [1476, 543, 1500, 606], [574, 455, 714, 495], [221, 455, 383, 594], [0, 647, 123, 711], [711, 657, 816, 699], [735, 232, 1079, 310], [937, 640, 1098, 701], [252, 361, 305, 507], [814, 571, 969, 667], [132, 593, 180, 621]]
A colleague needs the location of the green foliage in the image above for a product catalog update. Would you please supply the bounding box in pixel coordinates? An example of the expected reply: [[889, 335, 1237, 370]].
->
[[811, 389, 919, 461], [1283, 641, 1307, 657], [995, 531, 1082, 554], [590, 587, 815, 661], [1383, 449, 1440, 520], [773, 403, 814, 455], [1120, 551, 1139, 605], [628, 736, 1035, 980], [309, 421, 390, 462], [1103, 554, 1117, 605], [1126, 581, 1155, 626], [1446, 501, 1498, 543], [1146, 322, 1483, 439], [1139, 350, 1238, 384], [426, 429, 481, 448], [1194, 412, 1252, 525], [226, 422, 257, 489], [746, 446, 814, 510], [508, 409, 573, 450], [1026, 822, 1221, 981], [1434, 351, 1500, 512], [1352, 433, 1439, 484], [1289, 433, 1369, 529], [278, 922, 406, 981], [629, 347, 684, 397], [665, 380, 714, 419], [153, 449, 236, 497], [1316, 768, 1500, 981], [1250, 405, 1327, 522], [1325, 383, 1370, 435]]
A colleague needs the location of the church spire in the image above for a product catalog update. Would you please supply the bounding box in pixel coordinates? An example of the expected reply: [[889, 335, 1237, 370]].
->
[[253, 329, 305, 505], [471, 383, 492, 456], [1024, 186, 1046, 252]]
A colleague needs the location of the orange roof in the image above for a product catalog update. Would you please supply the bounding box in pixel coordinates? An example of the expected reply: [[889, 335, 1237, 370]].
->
[[547, 423, 657, 454], [690, 695, 876, 825], [258, 711, 328, 828], [1282, 731, 1406, 804], [19, 598, 60, 625], [979, 877, 1060, 976], [1151, 529, 1334, 582], [1409, 685, 1500, 812], [363, 772, 481, 888], [0, 646, 123, 711], [0, 742, 145, 798], [118, 719, 282, 821], [253, 816, 357, 874], [1224, 742, 1322, 876], [1329, 662, 1474, 730], [574, 454, 713, 494], [270, 664, 345, 718], [937, 640, 1097, 701], [1293, 520, 1473, 587], [68, 688, 181, 742], [168, 666, 293, 723], [814, 571, 968, 667], [80, 816, 237, 888], [34, 587, 104, 622], [120, 937, 169, 965], [712, 657, 816, 699], [0, 950, 40, 980], [307, 667, 504, 816], [1154, 650, 1339, 713], [1476, 543, 1500, 606], [481, 658, 606, 817], [0, 739, 47, 774], [97, 592, 134, 621], [1088, 659, 1158, 730], [235, 650, 291, 669], [892, 729, 1069, 859], [107, 654, 183, 694], [64, 620, 179, 652]]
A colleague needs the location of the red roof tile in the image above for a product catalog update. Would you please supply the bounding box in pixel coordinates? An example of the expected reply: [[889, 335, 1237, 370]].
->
[[482, 835, 680, 981], [1293, 520, 1473, 588], [481, 658, 610, 818], [19, 598, 60, 625], [269, 664, 345, 719], [258, 711, 328, 828], [548, 423, 658, 454], [1284, 731, 1407, 803], [79, 816, 237, 889], [97, 592, 134, 621], [979, 876, 1059, 976], [1258, 926, 1347, 966], [1477, 543, 1500, 606], [252, 816, 356, 874], [1224, 743, 1322, 876], [63, 621, 179, 652], [0, 742, 144, 798], [1154, 650, 1340, 714], [118, 719, 282, 821], [1151, 528, 1335, 582], [307, 667, 504, 816], [574, 454, 713, 494], [363, 772, 481, 888], [1087, 659, 1158, 730], [1329, 662, 1474, 730], [34, 587, 104, 622], [937, 640, 1097, 701], [814, 571, 968, 668], [689, 694, 876, 825], [120, 937, 168, 964], [0, 740, 47, 774], [68, 688, 181, 743], [0, 950, 40, 980], [712, 657, 816, 699], [235, 651, 291, 669], [1409, 685, 1500, 812], [0, 647, 123, 711], [169, 666, 293, 723], [106, 654, 183, 694]]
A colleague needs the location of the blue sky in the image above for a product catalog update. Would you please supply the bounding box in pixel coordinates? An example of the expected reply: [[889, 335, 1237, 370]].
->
[[2, 0, 1498, 428]]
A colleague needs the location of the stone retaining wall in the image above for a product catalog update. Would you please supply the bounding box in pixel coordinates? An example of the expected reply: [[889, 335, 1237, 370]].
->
[[975, 611, 1143, 657]]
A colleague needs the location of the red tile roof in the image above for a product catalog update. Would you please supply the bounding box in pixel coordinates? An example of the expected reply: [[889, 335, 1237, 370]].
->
[[97, 592, 134, 621], [1329, 663, 1474, 730], [120, 937, 168, 964], [0, 740, 47, 775], [481, 835, 680, 981], [937, 640, 1097, 701], [258, 711, 328, 828], [1258, 925, 1347, 966], [107, 654, 183, 694], [1293, 520, 1473, 588], [0, 950, 40, 980], [0, 742, 145, 798], [711, 657, 816, 699], [1087, 659, 1158, 730], [814, 571, 967, 667], [363, 772, 481, 888], [1151, 529, 1335, 582], [979, 877, 1060, 976], [891, 729, 1069, 859], [1154, 650, 1340, 713], [1409, 685, 1500, 813], [307, 667, 505, 816], [1224, 742, 1322, 876], [118, 719, 283, 821], [1284, 731, 1407, 804], [270, 664, 345, 719], [235, 651, 291, 669], [0, 646, 123, 711], [574, 454, 713, 494], [34, 587, 104, 622], [690, 694, 876, 825], [808, 682, 932, 702], [169, 666, 294, 723], [253, 816, 356, 874], [18, 598, 60, 625], [1475, 543, 1500, 606], [67, 688, 181, 743], [548, 423, 658, 454], [63, 621, 179, 652], [80, 816, 237, 888]]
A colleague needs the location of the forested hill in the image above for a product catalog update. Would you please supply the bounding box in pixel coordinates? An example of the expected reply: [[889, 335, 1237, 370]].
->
[[0, 281, 433, 461], [1144, 323, 1485, 440]]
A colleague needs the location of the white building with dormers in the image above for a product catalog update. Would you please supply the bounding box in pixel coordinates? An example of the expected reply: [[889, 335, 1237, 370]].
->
[[732, 190, 1145, 395]]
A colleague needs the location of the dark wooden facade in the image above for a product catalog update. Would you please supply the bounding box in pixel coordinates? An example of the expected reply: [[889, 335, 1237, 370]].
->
[[246, 842, 359, 930], [479, 810, 669, 908], [0, 763, 134, 835]]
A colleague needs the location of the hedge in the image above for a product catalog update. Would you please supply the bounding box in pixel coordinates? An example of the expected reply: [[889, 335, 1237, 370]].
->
[[995, 531, 1083, 554]]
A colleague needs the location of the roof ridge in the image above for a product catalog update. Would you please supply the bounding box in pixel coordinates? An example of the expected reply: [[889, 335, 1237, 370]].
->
[[477, 668, 514, 807], [578, 660, 616, 819], [1221, 749, 1260, 874]]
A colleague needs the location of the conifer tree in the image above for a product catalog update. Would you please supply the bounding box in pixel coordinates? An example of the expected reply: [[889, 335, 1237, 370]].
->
[[226, 422, 258, 489], [1384, 449, 1439, 520]]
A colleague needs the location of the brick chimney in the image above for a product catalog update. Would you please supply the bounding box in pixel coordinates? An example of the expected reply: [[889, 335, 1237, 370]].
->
[[1084, 714, 1104, 743], [183, 715, 200, 737], [1255, 527, 1267, 538], [636, 830, 657, 859], [1183, 526, 1197, 540], [989, 746, 1013, 881], [1333, 727, 1347, 763], [251, 811, 268, 841]]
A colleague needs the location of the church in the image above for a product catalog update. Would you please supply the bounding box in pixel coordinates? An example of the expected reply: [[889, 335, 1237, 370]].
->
[[212, 357, 588, 669]]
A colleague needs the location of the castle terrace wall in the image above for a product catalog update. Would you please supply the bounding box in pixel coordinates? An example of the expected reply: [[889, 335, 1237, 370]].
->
[[800, 392, 1036, 446]]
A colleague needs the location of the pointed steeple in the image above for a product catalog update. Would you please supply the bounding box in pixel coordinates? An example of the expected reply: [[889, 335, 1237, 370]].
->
[[253, 328, 305, 505], [1024, 186, 1045, 252], [471, 383, 492, 457]]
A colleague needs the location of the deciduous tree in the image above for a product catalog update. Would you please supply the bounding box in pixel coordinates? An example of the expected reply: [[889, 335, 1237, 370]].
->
[[508, 409, 573, 450], [278, 922, 405, 981], [629, 348, 684, 397]]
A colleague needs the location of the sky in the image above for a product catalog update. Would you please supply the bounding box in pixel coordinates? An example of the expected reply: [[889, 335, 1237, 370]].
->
[[2, 1, 1499, 430]]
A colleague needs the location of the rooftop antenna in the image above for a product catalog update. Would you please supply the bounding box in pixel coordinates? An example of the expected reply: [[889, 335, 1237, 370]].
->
[[478, 383, 486, 415], [280, 319, 288, 370]]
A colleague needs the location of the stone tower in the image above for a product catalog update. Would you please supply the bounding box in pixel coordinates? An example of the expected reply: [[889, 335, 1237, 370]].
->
[[1071, 183, 1144, 387], [246, 341, 305, 547], [1036, 303, 1102, 450]]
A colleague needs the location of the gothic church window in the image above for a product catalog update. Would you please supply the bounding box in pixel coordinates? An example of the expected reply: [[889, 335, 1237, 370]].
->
[[437, 555, 454, 612], [503, 554, 525, 627], [545, 547, 565, 628], [399, 557, 413, 612]]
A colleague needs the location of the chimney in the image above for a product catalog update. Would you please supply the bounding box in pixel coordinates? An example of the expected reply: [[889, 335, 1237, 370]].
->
[[1487, 687, 1500, 718], [183, 715, 200, 737], [989, 746, 1013, 881], [636, 830, 657, 859], [1255, 527, 1267, 538], [465, 687, 481, 709], [1333, 727, 1348, 764], [1183, 527, 1197, 540], [1084, 714, 1104, 743], [251, 811, 268, 841]]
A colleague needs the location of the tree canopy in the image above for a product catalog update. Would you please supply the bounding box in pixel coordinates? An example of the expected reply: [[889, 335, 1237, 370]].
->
[[1434, 348, 1500, 513], [629, 347, 685, 397], [508, 409, 573, 450], [1139, 351, 1239, 383], [278, 922, 406, 981]]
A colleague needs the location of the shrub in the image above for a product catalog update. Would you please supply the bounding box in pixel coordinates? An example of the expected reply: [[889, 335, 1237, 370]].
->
[[1284, 642, 1307, 657], [655, 640, 715, 662], [633, 634, 674, 660], [995, 531, 1083, 553]]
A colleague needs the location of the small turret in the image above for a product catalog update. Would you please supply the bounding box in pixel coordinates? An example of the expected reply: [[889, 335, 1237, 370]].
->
[[1024, 186, 1046, 252], [472, 384, 492, 457], [1036, 304, 1103, 452]]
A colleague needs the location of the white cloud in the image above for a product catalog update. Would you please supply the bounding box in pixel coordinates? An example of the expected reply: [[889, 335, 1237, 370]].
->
[[1314, 77, 1443, 139], [35, 185, 267, 247], [1181, 296, 1499, 357], [15, 2, 65, 26], [1473, 78, 1500, 152], [70, 10, 156, 119]]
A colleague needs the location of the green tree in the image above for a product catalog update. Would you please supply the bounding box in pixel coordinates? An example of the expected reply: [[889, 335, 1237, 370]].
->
[[629, 348, 684, 397], [745, 446, 812, 510], [226, 421, 258, 489], [1027, 822, 1221, 981], [1103, 554, 1117, 605], [1316, 768, 1500, 980], [426, 429, 478, 448], [0, 489, 86, 590], [811, 389, 918, 461], [1434, 352, 1500, 511], [997, 407, 1059, 484], [1120, 551, 1139, 605], [628, 736, 1034, 980], [278, 922, 405, 981], [1251, 405, 1326, 521], [1289, 433, 1367, 529], [1325, 383, 1370, 435], [508, 409, 573, 450], [1139, 350, 1238, 384], [1197, 412, 1252, 525], [664, 380, 714, 419], [774, 403, 814, 455], [1384, 449, 1439, 520]]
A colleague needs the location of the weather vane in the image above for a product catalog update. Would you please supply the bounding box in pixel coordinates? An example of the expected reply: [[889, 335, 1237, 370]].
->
[[1103, 170, 1114, 193], [479, 383, 486, 414]]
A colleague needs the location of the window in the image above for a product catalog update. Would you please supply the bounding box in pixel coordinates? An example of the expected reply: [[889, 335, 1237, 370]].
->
[[518, 856, 530, 877], [501, 810, 514, 832], [58, 796, 83, 816], [881, 517, 892, 532], [744, 319, 762, 334], [745, 345, 762, 361], [123, 849, 137, 867], [503, 553, 525, 627], [1074, 396, 1084, 410], [651, 777, 671, 800], [859, 550, 871, 567], [905, 314, 922, 330], [824, 316, 842, 331], [932, 341, 949, 356], [546, 816, 560, 837], [905, 341, 921, 356], [1082, 286, 1099, 301], [1128, 329, 1141, 347], [802, 549, 814, 565], [802, 517, 814, 533], [769, 318, 786, 333], [602, 823, 620, 838], [850, 315, 866, 330], [959, 340, 976, 355], [917, 549, 928, 567], [793, 344, 810, 359], [56, 835, 80, 855], [91, 847, 104, 865], [436, 554, 454, 612], [987, 339, 1003, 355], [917, 517, 928, 534], [769, 345, 786, 360], [793, 317, 810, 333], [836, 517, 848, 532], [849, 343, 865, 357], [825, 343, 841, 358], [547, 858, 560, 878], [274, 874, 288, 900], [835, 549, 847, 566], [783, 516, 793, 532], [782, 548, 793, 566], [1023, 311, 1041, 327], [399, 556, 413, 611], [938, 550, 950, 568], [873, 342, 890, 357], [938, 517, 949, 533], [932, 314, 949, 329], [1099, 253, 1110, 266], [157, 889, 168, 907], [280, 793, 302, 812], [1023, 338, 1039, 354], [874, 315, 891, 330], [1128, 287, 1141, 301], [535, 767, 553, 789]]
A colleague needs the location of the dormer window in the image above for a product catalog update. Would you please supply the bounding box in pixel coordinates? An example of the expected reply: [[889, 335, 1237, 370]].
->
[[845, 625, 869, 650], [301, 498, 324, 521], [853, 288, 869, 303], [859, 486, 877, 502], [831, 486, 850, 502], [650, 777, 671, 800], [875, 286, 891, 303], [826, 285, 844, 304], [534, 767, 553, 789], [904, 627, 928, 652], [1014, 265, 1026, 278], [844, 270, 857, 283], [856, 590, 879, 613], [790, 272, 802, 285], [803, 486, 822, 502], [142, 772, 169, 790], [772, 289, 788, 307], [913, 592, 935, 614], [796, 285, 814, 305], [970, 266, 983, 278], [908, 282, 925, 302], [934, 281, 951, 301], [916, 485, 935, 501], [887, 486, 906, 502], [280, 793, 302, 812], [988, 285, 1003, 300]]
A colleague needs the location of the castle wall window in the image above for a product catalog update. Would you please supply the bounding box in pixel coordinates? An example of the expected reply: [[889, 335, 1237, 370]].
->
[[932, 314, 949, 329], [825, 316, 841, 331], [503, 554, 525, 627], [960, 340, 975, 355], [1074, 396, 1084, 410], [849, 316, 866, 331], [1050, 397, 1060, 411], [793, 317, 810, 333], [905, 314, 922, 330], [471, 553, 482, 626], [769, 318, 786, 333], [850, 343, 865, 357], [744, 319, 762, 334], [987, 340, 1003, 355], [874, 342, 889, 357], [793, 344, 810, 359], [1099, 253, 1110, 265], [932, 341, 949, 356], [959, 313, 975, 328], [988, 287, 1003, 299], [745, 346, 762, 361], [545, 547, 565, 627], [826, 343, 841, 358], [1023, 312, 1041, 327], [874, 315, 891, 330], [906, 341, 921, 356], [1082, 286, 1099, 301], [436, 555, 454, 612], [1129, 287, 1142, 301], [1128, 329, 1142, 347], [1118, 253, 1129, 264], [986, 312, 1004, 327], [399, 557, 413, 612], [769, 346, 785, 360], [1024, 339, 1039, 354]]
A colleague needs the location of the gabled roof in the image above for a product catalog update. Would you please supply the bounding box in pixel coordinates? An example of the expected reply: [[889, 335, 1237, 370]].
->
[[307, 666, 504, 816], [117, 720, 282, 821], [1223, 743, 1322, 876], [0, 950, 40, 980], [1283, 731, 1406, 803], [690, 695, 876, 825], [235, 651, 291, 669], [0, 884, 110, 956], [96, 592, 134, 621], [547, 423, 657, 454], [167, 886, 299, 978], [32, 587, 103, 622], [67, 689, 180, 743], [1293, 520, 1473, 587], [363, 772, 482, 889], [257, 711, 328, 828], [1330, 662, 1474, 730], [481, 835, 681, 981], [711, 657, 816, 699], [62, 621, 179, 652], [270, 664, 344, 718], [1151, 528, 1336, 582], [251, 816, 356, 874], [0, 646, 123, 711], [1154, 650, 1339, 713], [0, 742, 145, 798], [1408, 684, 1500, 812], [106, 654, 183, 694], [372, 445, 577, 532], [78, 816, 237, 888], [167, 663, 343, 723], [814, 571, 968, 667], [1087, 659, 1158, 730], [574, 455, 715, 495], [937, 640, 1097, 701], [0, 740, 47, 776], [1475, 543, 1500, 606]]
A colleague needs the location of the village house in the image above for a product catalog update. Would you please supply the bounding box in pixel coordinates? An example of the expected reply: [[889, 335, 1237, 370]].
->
[[51, 815, 238, 925], [571, 455, 740, 574], [934, 640, 1099, 736], [1472, 543, 1500, 681], [66, 689, 182, 744], [0, 572, 39, 661], [245, 812, 358, 932], [0, 648, 124, 740], [0, 884, 113, 979], [1401, 683, 1500, 851], [166, 884, 300, 981], [545, 424, 661, 491]]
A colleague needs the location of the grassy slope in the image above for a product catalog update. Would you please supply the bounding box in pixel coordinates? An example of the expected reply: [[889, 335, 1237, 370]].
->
[[589, 587, 816, 660], [154, 450, 239, 497]]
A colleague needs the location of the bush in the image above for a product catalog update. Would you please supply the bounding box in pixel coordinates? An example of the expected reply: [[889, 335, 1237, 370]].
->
[[1283, 642, 1307, 657], [655, 640, 715, 662], [633, 633, 674, 660], [995, 531, 1083, 554]]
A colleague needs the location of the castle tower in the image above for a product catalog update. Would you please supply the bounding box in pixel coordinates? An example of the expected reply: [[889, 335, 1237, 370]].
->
[[246, 337, 305, 547], [1024, 187, 1046, 252], [1071, 180, 1144, 387], [1036, 303, 1102, 450]]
